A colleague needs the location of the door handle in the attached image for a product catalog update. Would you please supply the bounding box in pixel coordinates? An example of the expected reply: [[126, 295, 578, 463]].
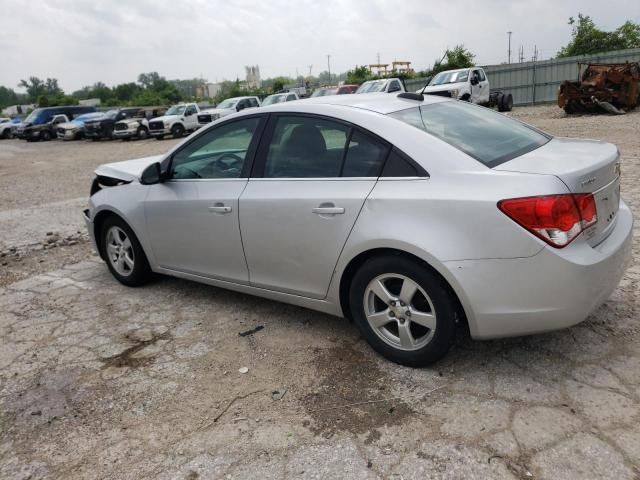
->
[[312, 206, 345, 215], [208, 204, 232, 214]]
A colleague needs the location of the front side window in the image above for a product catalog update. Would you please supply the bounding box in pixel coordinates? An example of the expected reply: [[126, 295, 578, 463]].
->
[[287, 94, 296, 101], [185, 106, 197, 115], [264, 116, 349, 178], [171, 117, 260, 179], [249, 98, 259, 107], [388, 103, 549, 167]]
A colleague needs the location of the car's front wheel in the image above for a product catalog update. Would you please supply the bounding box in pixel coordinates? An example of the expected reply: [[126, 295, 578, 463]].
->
[[101, 215, 152, 286], [349, 255, 456, 367]]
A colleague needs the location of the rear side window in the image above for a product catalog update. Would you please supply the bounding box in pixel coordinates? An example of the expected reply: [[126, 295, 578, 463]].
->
[[388, 103, 549, 167], [264, 116, 349, 178], [342, 130, 387, 177]]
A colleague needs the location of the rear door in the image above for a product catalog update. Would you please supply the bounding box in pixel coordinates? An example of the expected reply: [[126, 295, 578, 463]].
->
[[239, 114, 389, 298], [144, 115, 265, 282]]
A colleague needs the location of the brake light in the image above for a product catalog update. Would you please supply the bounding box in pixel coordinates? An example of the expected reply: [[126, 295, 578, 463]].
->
[[498, 193, 597, 248]]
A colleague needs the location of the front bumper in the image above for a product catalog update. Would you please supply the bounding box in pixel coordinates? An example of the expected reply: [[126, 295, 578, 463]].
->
[[446, 200, 634, 339], [83, 209, 99, 254], [57, 130, 78, 140], [113, 128, 137, 138], [149, 127, 171, 136]]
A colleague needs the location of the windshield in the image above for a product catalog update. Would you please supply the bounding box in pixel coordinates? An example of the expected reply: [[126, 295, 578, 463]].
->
[[217, 99, 238, 109], [388, 102, 549, 167], [76, 113, 102, 122], [429, 70, 469, 86], [356, 80, 386, 93], [262, 94, 287, 106], [166, 105, 187, 116], [24, 109, 46, 124], [103, 109, 119, 120]]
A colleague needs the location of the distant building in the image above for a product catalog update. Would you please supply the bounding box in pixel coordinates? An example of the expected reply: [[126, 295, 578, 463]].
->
[[245, 65, 261, 89], [1, 104, 35, 116], [206, 83, 222, 98]]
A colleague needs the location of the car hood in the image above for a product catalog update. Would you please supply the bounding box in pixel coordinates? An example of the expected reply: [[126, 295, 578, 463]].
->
[[200, 108, 232, 115], [95, 154, 164, 183], [58, 121, 81, 130], [422, 81, 467, 93], [150, 114, 181, 123], [117, 118, 144, 126]]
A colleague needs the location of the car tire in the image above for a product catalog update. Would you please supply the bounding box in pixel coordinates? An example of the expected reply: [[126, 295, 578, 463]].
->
[[1, 129, 10, 139], [137, 126, 149, 139], [171, 124, 185, 138], [40, 130, 52, 141], [460, 94, 471, 102], [100, 215, 152, 287], [349, 255, 456, 367]]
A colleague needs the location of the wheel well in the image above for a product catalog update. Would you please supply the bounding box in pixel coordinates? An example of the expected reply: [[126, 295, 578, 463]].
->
[[338, 248, 469, 335], [93, 210, 120, 261], [460, 93, 471, 100]]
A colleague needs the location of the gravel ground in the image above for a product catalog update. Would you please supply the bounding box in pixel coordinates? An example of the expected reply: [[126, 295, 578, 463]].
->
[[1, 106, 639, 479]]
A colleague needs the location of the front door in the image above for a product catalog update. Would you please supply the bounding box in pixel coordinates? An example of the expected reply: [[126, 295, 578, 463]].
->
[[144, 116, 263, 282], [239, 114, 389, 298]]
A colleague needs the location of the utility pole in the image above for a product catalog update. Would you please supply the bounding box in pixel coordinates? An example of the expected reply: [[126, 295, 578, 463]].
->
[[327, 54, 331, 84], [507, 31, 512, 64]]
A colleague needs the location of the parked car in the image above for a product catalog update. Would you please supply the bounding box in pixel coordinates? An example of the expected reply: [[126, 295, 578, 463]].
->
[[336, 84, 359, 94], [197, 97, 261, 126], [356, 78, 405, 94], [310, 87, 338, 97], [84, 93, 632, 367], [113, 110, 151, 141], [261, 92, 299, 106], [16, 105, 96, 141], [84, 108, 144, 141], [56, 112, 104, 141], [422, 68, 513, 112], [0, 117, 17, 139], [149, 103, 202, 140]]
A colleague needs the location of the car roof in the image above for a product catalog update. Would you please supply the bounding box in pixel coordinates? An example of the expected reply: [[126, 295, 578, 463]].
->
[[273, 92, 448, 115]]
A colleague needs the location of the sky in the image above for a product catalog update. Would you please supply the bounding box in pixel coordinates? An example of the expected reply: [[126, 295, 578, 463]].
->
[[1, 0, 639, 93]]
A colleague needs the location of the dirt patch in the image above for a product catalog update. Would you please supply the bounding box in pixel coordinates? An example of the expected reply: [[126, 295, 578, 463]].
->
[[99, 330, 171, 369], [302, 342, 413, 438]]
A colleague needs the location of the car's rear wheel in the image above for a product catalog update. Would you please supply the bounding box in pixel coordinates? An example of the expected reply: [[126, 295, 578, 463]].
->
[[349, 255, 456, 367], [101, 216, 152, 287]]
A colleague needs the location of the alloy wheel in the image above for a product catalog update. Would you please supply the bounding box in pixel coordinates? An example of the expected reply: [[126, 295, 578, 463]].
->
[[105, 226, 135, 276], [363, 273, 436, 351]]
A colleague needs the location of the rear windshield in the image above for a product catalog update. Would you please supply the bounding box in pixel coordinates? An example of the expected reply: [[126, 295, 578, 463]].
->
[[388, 102, 550, 167]]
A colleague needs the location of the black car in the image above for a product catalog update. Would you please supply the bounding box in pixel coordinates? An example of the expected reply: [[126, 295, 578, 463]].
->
[[16, 105, 97, 141], [84, 108, 143, 141]]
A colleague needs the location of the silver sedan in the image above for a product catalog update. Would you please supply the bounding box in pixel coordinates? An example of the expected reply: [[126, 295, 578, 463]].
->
[[84, 93, 633, 366]]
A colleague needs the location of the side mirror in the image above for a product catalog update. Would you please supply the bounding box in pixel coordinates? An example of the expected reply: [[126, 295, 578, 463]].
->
[[140, 162, 162, 185], [237, 103, 245, 111], [470, 77, 479, 86], [185, 111, 193, 116]]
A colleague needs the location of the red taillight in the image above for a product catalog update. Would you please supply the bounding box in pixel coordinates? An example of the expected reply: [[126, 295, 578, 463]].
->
[[498, 194, 598, 248]]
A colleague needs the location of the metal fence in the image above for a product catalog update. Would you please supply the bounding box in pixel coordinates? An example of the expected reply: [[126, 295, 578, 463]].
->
[[484, 48, 640, 105], [403, 48, 640, 106]]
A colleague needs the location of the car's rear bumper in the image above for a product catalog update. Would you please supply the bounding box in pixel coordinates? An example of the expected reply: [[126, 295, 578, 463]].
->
[[446, 199, 634, 339]]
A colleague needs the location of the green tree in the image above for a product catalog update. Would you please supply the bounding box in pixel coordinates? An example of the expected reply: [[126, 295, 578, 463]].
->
[[557, 14, 640, 57], [428, 45, 475, 77], [0, 86, 20, 108], [346, 65, 371, 85], [19, 77, 63, 102]]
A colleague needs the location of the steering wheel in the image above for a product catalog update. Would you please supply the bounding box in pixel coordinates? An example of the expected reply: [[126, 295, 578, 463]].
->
[[214, 153, 244, 171]]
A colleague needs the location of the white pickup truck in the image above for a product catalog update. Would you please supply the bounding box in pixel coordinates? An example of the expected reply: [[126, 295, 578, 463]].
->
[[148, 103, 202, 140], [421, 67, 513, 111], [356, 78, 405, 94], [197, 96, 261, 126]]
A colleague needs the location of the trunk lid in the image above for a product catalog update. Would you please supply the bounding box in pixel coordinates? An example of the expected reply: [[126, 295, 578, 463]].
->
[[496, 137, 621, 246]]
